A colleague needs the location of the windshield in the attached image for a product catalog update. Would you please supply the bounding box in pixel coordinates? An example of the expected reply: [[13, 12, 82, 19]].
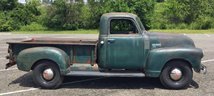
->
[[136, 17, 145, 31]]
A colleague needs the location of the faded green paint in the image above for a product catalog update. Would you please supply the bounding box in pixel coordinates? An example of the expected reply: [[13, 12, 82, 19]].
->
[[105, 34, 144, 69], [97, 13, 203, 77], [7, 12, 204, 78], [10, 43, 96, 74], [97, 13, 146, 69], [16, 47, 69, 74], [145, 48, 203, 77]]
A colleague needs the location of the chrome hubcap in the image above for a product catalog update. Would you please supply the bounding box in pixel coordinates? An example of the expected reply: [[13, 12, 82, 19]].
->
[[170, 68, 182, 81], [42, 68, 54, 81]]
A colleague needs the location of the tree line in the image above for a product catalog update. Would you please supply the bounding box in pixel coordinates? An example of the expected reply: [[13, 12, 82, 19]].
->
[[0, 0, 214, 32]]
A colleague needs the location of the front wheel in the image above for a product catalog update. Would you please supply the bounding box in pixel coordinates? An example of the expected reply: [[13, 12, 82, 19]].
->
[[33, 60, 63, 89], [160, 61, 193, 89]]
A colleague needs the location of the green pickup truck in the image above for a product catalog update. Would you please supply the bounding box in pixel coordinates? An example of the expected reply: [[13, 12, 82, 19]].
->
[[6, 13, 206, 89]]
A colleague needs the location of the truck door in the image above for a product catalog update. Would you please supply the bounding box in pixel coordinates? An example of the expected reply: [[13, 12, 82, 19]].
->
[[106, 18, 144, 69]]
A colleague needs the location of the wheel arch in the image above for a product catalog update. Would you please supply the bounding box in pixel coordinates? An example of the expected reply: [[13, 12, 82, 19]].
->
[[16, 47, 70, 75], [145, 48, 202, 77], [163, 59, 193, 71], [31, 59, 60, 70]]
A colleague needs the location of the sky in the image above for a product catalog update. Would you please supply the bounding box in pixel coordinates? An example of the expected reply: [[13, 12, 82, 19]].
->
[[18, 0, 26, 3]]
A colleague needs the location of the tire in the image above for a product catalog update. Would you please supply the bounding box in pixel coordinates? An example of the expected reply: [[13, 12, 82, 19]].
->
[[160, 61, 193, 89], [32, 60, 63, 89]]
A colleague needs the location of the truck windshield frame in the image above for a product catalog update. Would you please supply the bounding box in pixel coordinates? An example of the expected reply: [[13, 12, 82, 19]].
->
[[110, 19, 138, 34], [136, 17, 145, 31], [108, 17, 142, 35]]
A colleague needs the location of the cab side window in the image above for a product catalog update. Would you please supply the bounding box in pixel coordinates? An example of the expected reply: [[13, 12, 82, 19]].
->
[[110, 19, 138, 34]]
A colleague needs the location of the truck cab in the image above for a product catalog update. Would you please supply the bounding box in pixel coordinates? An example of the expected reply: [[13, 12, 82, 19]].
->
[[98, 13, 146, 70], [6, 12, 206, 89]]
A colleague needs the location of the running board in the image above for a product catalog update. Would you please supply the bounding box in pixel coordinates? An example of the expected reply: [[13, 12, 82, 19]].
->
[[66, 71, 145, 77]]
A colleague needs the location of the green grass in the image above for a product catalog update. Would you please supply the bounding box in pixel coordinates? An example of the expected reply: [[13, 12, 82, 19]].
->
[[12, 29, 214, 34], [150, 29, 214, 34], [13, 29, 99, 34]]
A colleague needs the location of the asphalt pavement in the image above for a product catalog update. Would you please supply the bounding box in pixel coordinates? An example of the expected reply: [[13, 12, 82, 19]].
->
[[0, 33, 213, 96]]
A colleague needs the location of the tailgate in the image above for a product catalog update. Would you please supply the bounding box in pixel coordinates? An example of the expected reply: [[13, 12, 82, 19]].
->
[[5, 44, 16, 69]]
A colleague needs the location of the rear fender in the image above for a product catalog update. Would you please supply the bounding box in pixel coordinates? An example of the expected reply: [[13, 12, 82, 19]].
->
[[145, 48, 203, 77], [16, 47, 70, 75]]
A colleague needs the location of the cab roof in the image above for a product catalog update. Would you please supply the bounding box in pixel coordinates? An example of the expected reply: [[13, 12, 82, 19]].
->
[[99, 12, 140, 35], [102, 12, 138, 18]]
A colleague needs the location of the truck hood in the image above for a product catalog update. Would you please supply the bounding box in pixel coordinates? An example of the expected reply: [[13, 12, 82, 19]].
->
[[147, 32, 195, 49]]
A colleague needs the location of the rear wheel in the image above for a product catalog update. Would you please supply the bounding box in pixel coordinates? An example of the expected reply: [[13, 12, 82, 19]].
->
[[160, 61, 193, 89], [33, 60, 63, 89]]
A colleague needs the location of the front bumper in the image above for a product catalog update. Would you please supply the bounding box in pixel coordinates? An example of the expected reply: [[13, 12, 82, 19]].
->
[[200, 64, 207, 74], [194, 64, 207, 74]]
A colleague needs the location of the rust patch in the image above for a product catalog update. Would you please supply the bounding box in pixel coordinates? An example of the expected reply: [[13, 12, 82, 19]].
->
[[87, 49, 92, 64], [86, 58, 91, 64]]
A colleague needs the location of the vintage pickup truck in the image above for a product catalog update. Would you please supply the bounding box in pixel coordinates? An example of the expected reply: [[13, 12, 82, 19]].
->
[[6, 13, 206, 89]]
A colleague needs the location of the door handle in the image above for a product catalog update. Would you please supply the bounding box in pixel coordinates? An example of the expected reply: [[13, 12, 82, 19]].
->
[[107, 39, 115, 43]]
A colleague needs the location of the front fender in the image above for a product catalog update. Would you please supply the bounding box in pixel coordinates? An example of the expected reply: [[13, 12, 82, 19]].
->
[[145, 48, 203, 77], [16, 47, 69, 75]]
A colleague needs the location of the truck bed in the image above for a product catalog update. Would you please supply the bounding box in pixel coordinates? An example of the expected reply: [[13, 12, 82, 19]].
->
[[7, 37, 98, 45], [7, 37, 98, 67]]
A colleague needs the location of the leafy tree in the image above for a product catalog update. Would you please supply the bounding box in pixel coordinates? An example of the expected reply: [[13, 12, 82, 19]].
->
[[0, 0, 18, 11], [0, 12, 13, 31], [155, 0, 214, 29], [127, 0, 155, 29], [87, 0, 155, 30], [87, 0, 106, 29], [9, 0, 41, 29], [44, 0, 84, 30], [105, 0, 131, 12], [0, 0, 19, 31], [0, 0, 42, 31], [79, 5, 92, 29], [156, 0, 164, 2]]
